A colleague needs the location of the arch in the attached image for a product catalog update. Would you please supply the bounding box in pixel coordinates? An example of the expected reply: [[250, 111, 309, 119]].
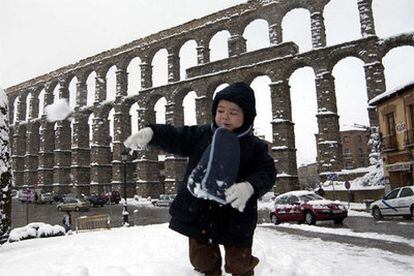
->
[[38, 88, 46, 118], [129, 102, 140, 134], [106, 65, 117, 102], [324, 0, 361, 46], [86, 71, 97, 107], [282, 8, 312, 53], [382, 46, 414, 90], [152, 48, 168, 87], [332, 57, 368, 130], [52, 83, 60, 103], [68, 76, 78, 111], [289, 66, 318, 165], [108, 108, 115, 149], [127, 56, 142, 96], [88, 113, 94, 145], [243, 19, 270, 52], [209, 30, 231, 62], [250, 76, 272, 142], [179, 40, 198, 80], [155, 97, 167, 124], [183, 91, 197, 126], [24, 92, 31, 121]]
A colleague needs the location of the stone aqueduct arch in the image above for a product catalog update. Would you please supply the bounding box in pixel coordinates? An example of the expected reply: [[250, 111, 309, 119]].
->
[[5, 0, 414, 196]]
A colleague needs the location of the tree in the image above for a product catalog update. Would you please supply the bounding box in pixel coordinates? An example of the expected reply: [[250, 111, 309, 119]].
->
[[0, 88, 11, 245]]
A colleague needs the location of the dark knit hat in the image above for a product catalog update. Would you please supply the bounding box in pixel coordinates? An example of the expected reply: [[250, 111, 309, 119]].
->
[[212, 82, 257, 134]]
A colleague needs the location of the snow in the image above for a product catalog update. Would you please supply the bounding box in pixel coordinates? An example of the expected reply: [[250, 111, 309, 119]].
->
[[1, 222, 413, 275], [44, 98, 72, 122], [368, 79, 414, 106]]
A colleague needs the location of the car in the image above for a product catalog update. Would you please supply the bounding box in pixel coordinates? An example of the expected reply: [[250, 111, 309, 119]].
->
[[38, 192, 54, 204], [152, 194, 176, 207], [18, 188, 35, 203], [269, 190, 348, 225], [88, 194, 108, 207], [370, 185, 414, 220], [57, 198, 90, 212]]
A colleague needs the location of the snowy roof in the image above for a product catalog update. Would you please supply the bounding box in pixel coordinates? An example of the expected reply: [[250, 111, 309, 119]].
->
[[368, 80, 414, 106], [276, 190, 314, 198]]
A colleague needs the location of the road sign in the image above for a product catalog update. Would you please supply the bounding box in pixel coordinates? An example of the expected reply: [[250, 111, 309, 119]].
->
[[344, 180, 351, 190], [328, 173, 338, 181]]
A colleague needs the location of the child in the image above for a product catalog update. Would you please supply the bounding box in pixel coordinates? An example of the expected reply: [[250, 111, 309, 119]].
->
[[125, 82, 277, 275]]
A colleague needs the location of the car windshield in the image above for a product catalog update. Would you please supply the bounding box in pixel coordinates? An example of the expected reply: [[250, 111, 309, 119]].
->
[[298, 193, 324, 202]]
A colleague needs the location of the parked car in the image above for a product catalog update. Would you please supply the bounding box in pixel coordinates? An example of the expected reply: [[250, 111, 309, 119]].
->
[[88, 194, 108, 207], [38, 192, 54, 204], [269, 190, 348, 225], [57, 198, 90, 212], [52, 192, 66, 203], [108, 191, 121, 204], [152, 194, 176, 207], [370, 185, 414, 220], [18, 188, 35, 203]]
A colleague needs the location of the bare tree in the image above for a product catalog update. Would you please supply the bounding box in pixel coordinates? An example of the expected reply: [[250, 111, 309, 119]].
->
[[0, 88, 11, 245]]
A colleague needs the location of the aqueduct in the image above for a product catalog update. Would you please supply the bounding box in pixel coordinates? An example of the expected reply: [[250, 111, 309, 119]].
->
[[5, 0, 414, 197]]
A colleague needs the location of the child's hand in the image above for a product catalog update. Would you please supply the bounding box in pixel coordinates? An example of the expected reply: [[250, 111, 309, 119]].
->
[[124, 127, 154, 150], [225, 182, 254, 212]]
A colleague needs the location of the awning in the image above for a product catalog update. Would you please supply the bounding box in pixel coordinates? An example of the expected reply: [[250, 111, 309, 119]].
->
[[385, 161, 412, 172]]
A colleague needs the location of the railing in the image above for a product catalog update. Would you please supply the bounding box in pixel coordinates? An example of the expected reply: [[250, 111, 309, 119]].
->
[[404, 128, 414, 147], [76, 214, 111, 233], [381, 134, 397, 152]]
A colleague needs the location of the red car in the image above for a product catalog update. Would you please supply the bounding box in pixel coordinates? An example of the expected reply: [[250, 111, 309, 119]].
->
[[269, 191, 348, 225]]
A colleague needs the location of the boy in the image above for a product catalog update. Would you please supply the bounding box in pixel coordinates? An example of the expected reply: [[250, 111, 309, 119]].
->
[[125, 82, 277, 275]]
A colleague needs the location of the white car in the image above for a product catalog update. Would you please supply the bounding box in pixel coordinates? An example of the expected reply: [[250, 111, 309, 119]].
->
[[370, 186, 414, 220]]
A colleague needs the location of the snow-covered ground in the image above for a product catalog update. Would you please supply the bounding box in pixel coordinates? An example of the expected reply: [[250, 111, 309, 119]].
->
[[1, 222, 413, 276]]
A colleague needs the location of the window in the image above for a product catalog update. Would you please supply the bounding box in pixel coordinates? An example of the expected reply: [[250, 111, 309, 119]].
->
[[399, 187, 414, 198], [344, 148, 351, 157], [385, 112, 396, 135], [384, 188, 400, 200], [343, 136, 349, 143], [357, 135, 362, 143]]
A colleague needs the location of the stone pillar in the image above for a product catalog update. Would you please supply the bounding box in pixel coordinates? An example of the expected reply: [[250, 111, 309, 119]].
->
[[95, 70, 107, 103], [52, 81, 72, 193], [11, 123, 26, 187], [310, 11, 327, 48], [116, 67, 128, 98], [90, 116, 112, 194], [228, 32, 246, 57], [314, 70, 342, 175], [15, 94, 27, 122], [163, 99, 187, 194], [269, 19, 283, 45], [167, 48, 180, 82], [196, 39, 210, 64], [364, 60, 386, 127], [38, 107, 55, 192], [135, 107, 163, 198], [195, 95, 211, 125], [24, 121, 40, 188], [28, 92, 39, 120], [140, 56, 153, 89], [76, 80, 88, 107], [71, 113, 91, 195], [357, 0, 376, 37], [111, 104, 134, 197], [269, 80, 299, 193]]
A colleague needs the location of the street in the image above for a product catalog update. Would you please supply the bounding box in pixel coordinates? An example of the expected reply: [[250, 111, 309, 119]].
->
[[11, 198, 413, 256]]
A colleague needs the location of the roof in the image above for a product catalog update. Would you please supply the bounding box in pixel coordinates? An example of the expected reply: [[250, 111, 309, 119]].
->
[[368, 80, 414, 106], [276, 190, 314, 198]]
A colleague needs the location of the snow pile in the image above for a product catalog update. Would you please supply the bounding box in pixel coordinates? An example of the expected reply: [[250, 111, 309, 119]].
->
[[44, 98, 72, 122], [351, 159, 385, 187], [8, 222, 65, 242]]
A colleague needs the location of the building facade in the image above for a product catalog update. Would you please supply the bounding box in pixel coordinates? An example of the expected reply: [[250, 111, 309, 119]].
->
[[340, 129, 370, 169], [369, 81, 414, 190]]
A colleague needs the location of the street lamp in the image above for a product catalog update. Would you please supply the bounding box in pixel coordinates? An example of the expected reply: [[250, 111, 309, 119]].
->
[[121, 149, 129, 226]]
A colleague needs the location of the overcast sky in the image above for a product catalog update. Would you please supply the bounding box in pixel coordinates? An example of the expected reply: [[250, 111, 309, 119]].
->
[[1, 0, 414, 166]]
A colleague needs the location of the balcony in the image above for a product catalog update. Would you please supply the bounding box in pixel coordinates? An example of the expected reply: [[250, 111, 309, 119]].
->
[[381, 134, 397, 152], [404, 128, 414, 148]]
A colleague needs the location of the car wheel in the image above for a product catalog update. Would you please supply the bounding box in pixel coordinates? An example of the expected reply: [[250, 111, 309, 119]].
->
[[304, 211, 316, 225], [270, 214, 280, 225], [411, 205, 414, 216], [334, 218, 344, 224], [372, 206, 382, 220], [75, 207, 80, 211]]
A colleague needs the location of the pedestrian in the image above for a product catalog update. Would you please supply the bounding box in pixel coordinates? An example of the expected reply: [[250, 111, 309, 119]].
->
[[125, 82, 277, 275], [316, 184, 325, 197], [62, 211, 72, 234]]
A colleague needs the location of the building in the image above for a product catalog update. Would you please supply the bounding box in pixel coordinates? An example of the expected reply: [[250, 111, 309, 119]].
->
[[369, 81, 414, 190], [297, 162, 320, 189], [340, 128, 370, 169]]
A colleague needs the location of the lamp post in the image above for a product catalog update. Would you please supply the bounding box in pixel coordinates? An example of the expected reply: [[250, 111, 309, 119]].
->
[[121, 149, 129, 226]]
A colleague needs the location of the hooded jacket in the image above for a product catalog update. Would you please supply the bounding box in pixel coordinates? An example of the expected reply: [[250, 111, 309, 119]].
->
[[148, 82, 277, 246]]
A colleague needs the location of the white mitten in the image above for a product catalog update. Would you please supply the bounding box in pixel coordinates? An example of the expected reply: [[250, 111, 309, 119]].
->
[[225, 182, 254, 212], [124, 127, 154, 150]]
